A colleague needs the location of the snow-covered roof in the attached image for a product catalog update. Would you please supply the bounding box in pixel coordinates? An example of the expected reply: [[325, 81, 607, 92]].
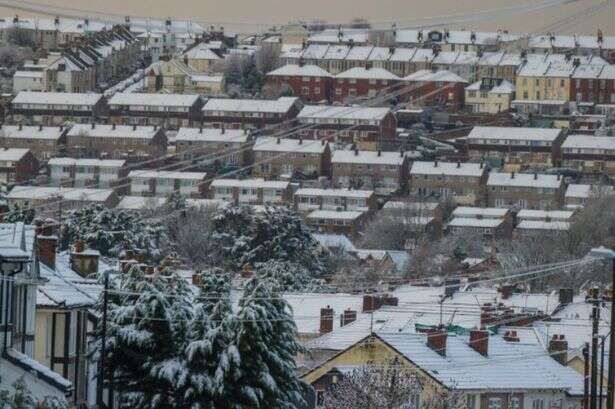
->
[[47, 158, 126, 167], [309, 28, 368, 44], [0, 148, 30, 161], [210, 178, 289, 189], [294, 188, 374, 199], [108, 93, 200, 107], [452, 207, 509, 218], [117, 196, 167, 210], [467, 126, 562, 143], [323, 45, 350, 60], [490, 80, 516, 94], [410, 161, 485, 177], [13, 70, 43, 79], [571, 64, 605, 79], [448, 217, 504, 228], [306, 209, 365, 220], [12, 91, 103, 106], [203, 97, 299, 113], [565, 184, 592, 199], [0, 125, 64, 140], [253, 136, 328, 153], [67, 124, 161, 140], [128, 170, 206, 180], [345, 45, 375, 61], [183, 44, 222, 60], [267, 64, 332, 77], [487, 172, 563, 189], [562, 135, 615, 151], [404, 69, 468, 83], [517, 209, 575, 221], [516, 220, 570, 231], [377, 332, 584, 394], [301, 44, 330, 59], [382, 201, 439, 211], [332, 150, 406, 165], [37, 261, 97, 308], [175, 127, 249, 143], [335, 67, 399, 80], [7, 186, 115, 202], [312, 233, 357, 252], [298, 105, 391, 121]]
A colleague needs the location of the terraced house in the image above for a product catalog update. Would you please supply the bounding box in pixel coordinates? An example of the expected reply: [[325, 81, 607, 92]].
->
[[265, 64, 333, 103], [296, 105, 396, 150], [10, 91, 107, 125], [486, 172, 565, 210], [561, 135, 615, 175], [409, 161, 488, 206], [252, 137, 331, 178], [0, 124, 67, 161], [66, 123, 167, 161], [201, 97, 302, 131], [107, 93, 204, 129], [465, 126, 565, 169], [175, 127, 253, 166]]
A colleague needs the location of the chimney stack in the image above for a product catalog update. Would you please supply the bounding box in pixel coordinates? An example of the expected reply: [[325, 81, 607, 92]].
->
[[511, 172, 515, 179], [70, 241, 101, 278], [426, 328, 447, 356], [320, 305, 334, 334], [548, 334, 568, 366], [340, 309, 357, 327], [362, 294, 382, 313], [499, 284, 515, 300], [36, 218, 58, 270], [469, 329, 489, 356], [503, 330, 520, 342], [559, 288, 574, 305], [276, 137, 281, 144]]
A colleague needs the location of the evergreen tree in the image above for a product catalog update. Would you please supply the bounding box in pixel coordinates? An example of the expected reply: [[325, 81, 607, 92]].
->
[[184, 270, 240, 408], [3, 204, 35, 224], [213, 205, 325, 275], [92, 267, 191, 408], [254, 260, 326, 292], [230, 277, 306, 408], [0, 377, 68, 409], [62, 204, 164, 261]]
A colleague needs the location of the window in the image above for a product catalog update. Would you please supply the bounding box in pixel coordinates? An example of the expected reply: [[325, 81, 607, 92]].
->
[[316, 390, 325, 407], [488, 398, 502, 409], [510, 397, 521, 409], [466, 395, 476, 409], [532, 399, 545, 409]]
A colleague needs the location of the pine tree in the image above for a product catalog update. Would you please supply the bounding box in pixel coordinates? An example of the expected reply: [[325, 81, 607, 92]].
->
[[3, 204, 35, 224], [0, 377, 68, 409], [230, 277, 306, 408], [184, 270, 239, 409], [92, 266, 191, 408]]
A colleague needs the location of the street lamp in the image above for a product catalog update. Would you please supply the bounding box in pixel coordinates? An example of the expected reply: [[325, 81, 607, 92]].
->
[[589, 247, 615, 409]]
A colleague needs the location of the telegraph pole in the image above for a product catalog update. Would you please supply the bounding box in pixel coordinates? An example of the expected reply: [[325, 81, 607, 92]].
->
[[97, 271, 110, 408], [590, 291, 600, 409], [608, 259, 615, 409], [600, 335, 606, 409], [585, 343, 590, 409]]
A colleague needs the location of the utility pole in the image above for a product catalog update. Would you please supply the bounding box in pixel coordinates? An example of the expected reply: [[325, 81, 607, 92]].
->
[[608, 260, 615, 409], [590, 291, 600, 409], [600, 335, 606, 409], [97, 271, 110, 409], [585, 343, 590, 409]]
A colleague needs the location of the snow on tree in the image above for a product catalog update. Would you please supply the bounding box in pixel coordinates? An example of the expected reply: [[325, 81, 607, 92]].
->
[[61, 204, 165, 261], [213, 205, 325, 276], [90, 266, 192, 408], [323, 359, 463, 409], [0, 377, 68, 409], [230, 277, 306, 408], [253, 260, 327, 292], [183, 270, 240, 408], [3, 203, 35, 224]]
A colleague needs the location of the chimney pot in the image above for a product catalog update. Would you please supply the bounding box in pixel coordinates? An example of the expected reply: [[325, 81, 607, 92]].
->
[[559, 288, 574, 305], [503, 330, 520, 342], [511, 172, 515, 179], [277, 137, 281, 144]]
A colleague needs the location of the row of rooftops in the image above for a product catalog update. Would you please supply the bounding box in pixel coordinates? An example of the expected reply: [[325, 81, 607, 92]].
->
[[282, 43, 607, 67], [308, 26, 615, 50], [268, 64, 468, 83]]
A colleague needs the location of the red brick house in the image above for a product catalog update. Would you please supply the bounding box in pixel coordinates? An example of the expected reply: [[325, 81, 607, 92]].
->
[[401, 69, 468, 108], [0, 148, 39, 185], [570, 64, 615, 105], [332, 67, 400, 104], [265, 64, 333, 103], [201, 97, 302, 131], [296, 105, 397, 150]]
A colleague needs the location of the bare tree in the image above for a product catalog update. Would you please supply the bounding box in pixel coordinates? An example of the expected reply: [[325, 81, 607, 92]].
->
[[255, 44, 280, 75], [323, 359, 463, 409]]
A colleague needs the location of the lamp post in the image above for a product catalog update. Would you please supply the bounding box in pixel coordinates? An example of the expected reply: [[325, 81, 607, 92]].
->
[[589, 247, 615, 409]]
